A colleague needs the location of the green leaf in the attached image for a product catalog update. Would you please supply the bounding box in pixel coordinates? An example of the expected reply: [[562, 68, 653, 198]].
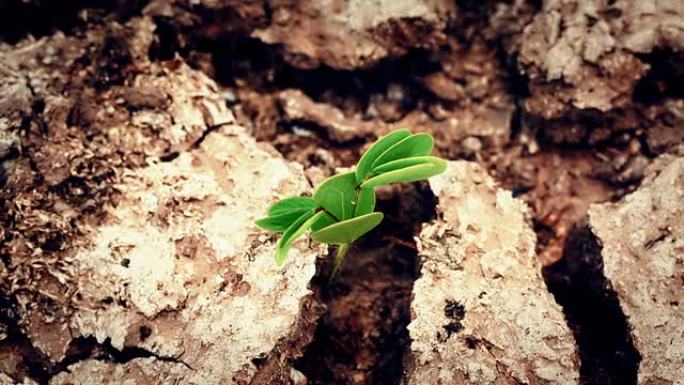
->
[[312, 212, 383, 244], [276, 211, 326, 265], [371, 156, 445, 175], [311, 212, 338, 232], [353, 187, 375, 216], [313, 171, 357, 220], [361, 161, 446, 189], [355, 129, 411, 183], [256, 208, 315, 232], [268, 197, 318, 216], [370, 133, 434, 170]]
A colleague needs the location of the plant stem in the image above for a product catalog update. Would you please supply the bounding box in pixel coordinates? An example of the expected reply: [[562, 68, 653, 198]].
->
[[331, 243, 350, 278]]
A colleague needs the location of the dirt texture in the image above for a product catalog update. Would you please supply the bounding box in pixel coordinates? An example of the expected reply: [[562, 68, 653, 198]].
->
[[252, 0, 456, 70], [0, 373, 36, 385], [0, 16, 321, 385], [501, 0, 684, 118], [0, 0, 684, 385], [145, 0, 456, 70], [143, 0, 515, 165], [406, 161, 578, 385], [590, 155, 684, 385], [43, 126, 322, 385]]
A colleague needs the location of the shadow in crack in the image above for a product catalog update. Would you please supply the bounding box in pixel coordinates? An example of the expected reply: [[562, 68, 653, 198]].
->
[[543, 225, 641, 385], [0, 299, 190, 385], [295, 182, 437, 385], [0, 0, 148, 44]]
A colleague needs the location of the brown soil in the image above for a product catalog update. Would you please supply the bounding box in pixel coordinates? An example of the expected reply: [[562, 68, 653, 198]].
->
[[2, 1, 683, 384], [295, 183, 437, 385]]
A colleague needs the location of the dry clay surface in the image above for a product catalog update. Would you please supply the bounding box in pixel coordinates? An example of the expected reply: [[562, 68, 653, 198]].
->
[[145, 0, 456, 70], [47, 126, 320, 385], [508, 0, 684, 117], [253, 0, 456, 69], [0, 17, 320, 385], [590, 156, 684, 385], [407, 161, 579, 385]]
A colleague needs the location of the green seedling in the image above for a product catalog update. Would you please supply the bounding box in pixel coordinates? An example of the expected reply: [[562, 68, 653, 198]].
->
[[256, 129, 447, 275]]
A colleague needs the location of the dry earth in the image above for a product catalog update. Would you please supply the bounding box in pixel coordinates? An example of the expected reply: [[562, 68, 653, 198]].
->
[[1, 1, 683, 385]]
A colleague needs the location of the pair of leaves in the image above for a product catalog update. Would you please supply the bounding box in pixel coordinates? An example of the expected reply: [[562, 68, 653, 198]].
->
[[356, 130, 432, 182], [356, 130, 445, 188], [275, 210, 325, 265], [256, 179, 380, 265], [308, 171, 379, 246], [264, 178, 383, 265], [312, 171, 378, 220], [256, 129, 447, 267], [255, 197, 321, 265], [362, 156, 446, 188], [268, 210, 382, 266], [313, 172, 359, 221]]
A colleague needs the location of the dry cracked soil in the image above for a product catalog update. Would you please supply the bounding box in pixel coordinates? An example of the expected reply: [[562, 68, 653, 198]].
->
[[0, 1, 683, 385]]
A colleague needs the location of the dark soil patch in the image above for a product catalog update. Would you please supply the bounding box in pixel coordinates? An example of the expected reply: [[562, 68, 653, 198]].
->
[[152, 22, 441, 119], [0, 0, 147, 44], [633, 48, 684, 105], [543, 225, 641, 385], [295, 183, 437, 385]]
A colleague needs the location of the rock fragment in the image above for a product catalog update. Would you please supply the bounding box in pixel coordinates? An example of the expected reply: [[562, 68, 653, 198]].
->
[[253, 0, 456, 69], [49, 359, 187, 385], [145, 0, 456, 70], [406, 161, 579, 385], [590, 156, 684, 385]]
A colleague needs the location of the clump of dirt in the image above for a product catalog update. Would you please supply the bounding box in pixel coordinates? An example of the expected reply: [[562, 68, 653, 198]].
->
[[1, 14, 326, 385], [543, 226, 641, 385], [295, 183, 437, 385], [589, 155, 684, 384], [406, 160, 580, 385]]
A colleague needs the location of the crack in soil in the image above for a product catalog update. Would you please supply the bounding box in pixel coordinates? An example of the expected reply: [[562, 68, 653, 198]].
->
[[633, 48, 684, 105], [0, 292, 193, 384], [249, 295, 326, 385], [93, 340, 194, 370], [216, 29, 645, 384], [207, 35, 441, 117], [543, 225, 641, 385], [2, 3, 674, 384], [294, 183, 437, 385]]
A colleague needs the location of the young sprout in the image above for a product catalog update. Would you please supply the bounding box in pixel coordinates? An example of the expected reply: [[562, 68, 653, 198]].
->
[[256, 129, 446, 275]]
